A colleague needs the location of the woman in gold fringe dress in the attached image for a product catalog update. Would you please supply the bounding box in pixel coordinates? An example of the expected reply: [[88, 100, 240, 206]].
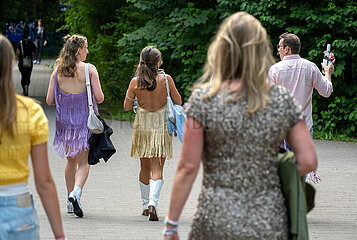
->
[[124, 46, 182, 221]]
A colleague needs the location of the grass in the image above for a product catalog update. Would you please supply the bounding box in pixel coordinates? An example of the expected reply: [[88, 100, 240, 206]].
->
[[313, 130, 357, 143]]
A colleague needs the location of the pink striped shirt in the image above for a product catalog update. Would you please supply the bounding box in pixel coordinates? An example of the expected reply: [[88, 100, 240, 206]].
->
[[268, 54, 333, 130]]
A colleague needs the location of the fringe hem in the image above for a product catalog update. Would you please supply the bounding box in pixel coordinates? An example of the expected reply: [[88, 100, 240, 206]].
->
[[130, 129, 172, 160], [53, 126, 91, 159], [53, 142, 89, 159]]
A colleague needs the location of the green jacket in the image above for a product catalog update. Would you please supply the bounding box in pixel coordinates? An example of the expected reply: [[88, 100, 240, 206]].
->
[[278, 150, 315, 240]]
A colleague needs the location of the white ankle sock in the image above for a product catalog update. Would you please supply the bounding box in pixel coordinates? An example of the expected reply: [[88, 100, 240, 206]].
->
[[73, 186, 82, 196]]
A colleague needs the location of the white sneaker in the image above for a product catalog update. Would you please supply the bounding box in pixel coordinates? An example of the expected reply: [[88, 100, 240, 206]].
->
[[67, 199, 74, 214], [68, 186, 83, 217], [33, 60, 37, 64]]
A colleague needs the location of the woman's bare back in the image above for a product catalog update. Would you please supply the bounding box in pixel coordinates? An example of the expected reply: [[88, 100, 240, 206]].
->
[[57, 62, 86, 94], [134, 75, 170, 112]]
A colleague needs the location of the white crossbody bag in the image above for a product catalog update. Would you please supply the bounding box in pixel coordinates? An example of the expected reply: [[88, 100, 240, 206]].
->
[[85, 63, 104, 134]]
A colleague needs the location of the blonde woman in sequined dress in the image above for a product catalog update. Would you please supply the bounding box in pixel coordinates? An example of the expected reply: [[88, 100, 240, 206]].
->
[[164, 12, 317, 240]]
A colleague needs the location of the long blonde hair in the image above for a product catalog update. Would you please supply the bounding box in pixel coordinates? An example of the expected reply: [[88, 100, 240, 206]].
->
[[56, 34, 87, 77], [197, 12, 275, 114], [0, 34, 17, 137]]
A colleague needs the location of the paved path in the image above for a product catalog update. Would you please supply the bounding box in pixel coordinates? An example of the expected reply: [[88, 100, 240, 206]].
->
[[13, 61, 357, 239]]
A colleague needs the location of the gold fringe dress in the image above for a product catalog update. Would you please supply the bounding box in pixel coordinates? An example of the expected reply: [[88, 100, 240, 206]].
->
[[130, 105, 172, 160]]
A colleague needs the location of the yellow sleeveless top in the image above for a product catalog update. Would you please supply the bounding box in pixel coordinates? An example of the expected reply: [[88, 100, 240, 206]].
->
[[0, 95, 48, 185]]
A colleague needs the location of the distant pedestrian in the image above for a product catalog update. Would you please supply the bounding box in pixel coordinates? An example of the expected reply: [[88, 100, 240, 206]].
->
[[33, 19, 47, 65], [15, 28, 36, 96], [46, 34, 104, 218], [0, 34, 67, 240], [163, 12, 317, 239], [124, 46, 182, 221]]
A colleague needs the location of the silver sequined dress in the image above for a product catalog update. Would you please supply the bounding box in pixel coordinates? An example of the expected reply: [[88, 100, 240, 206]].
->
[[183, 85, 304, 240]]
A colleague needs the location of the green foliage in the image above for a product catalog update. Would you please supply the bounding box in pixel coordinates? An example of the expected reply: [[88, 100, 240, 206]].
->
[[1, 0, 63, 34], [59, 0, 356, 140], [313, 86, 357, 138], [116, 1, 217, 101]]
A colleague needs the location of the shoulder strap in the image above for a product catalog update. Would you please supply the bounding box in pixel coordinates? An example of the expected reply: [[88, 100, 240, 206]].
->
[[20, 40, 24, 56], [85, 63, 95, 113], [163, 73, 170, 97]]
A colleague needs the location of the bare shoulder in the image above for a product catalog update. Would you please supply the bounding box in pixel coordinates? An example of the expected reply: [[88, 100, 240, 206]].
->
[[88, 63, 98, 73], [127, 77, 137, 88], [51, 67, 57, 77], [161, 73, 174, 83]]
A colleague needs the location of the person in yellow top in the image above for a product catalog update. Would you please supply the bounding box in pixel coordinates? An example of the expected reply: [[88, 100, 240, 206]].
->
[[0, 34, 67, 240]]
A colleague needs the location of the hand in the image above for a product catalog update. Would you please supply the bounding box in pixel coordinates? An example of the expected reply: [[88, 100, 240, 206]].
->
[[321, 60, 335, 76], [164, 232, 179, 240], [44, 40, 47, 46]]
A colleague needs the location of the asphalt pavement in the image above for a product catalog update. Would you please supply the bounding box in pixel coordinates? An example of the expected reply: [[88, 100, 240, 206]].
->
[[12, 60, 357, 239]]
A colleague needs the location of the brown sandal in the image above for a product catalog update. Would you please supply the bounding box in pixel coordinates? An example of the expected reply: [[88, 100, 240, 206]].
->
[[148, 205, 158, 221], [142, 209, 149, 216]]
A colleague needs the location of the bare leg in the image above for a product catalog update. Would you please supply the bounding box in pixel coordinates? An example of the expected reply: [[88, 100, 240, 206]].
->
[[151, 157, 165, 180], [74, 150, 90, 188], [65, 156, 76, 192], [67, 150, 89, 218], [140, 158, 152, 184]]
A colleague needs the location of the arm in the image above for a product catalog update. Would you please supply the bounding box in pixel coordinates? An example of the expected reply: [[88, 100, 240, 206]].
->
[[167, 75, 182, 105], [164, 117, 203, 239], [286, 120, 317, 176], [90, 64, 104, 103], [313, 63, 334, 97], [123, 78, 136, 111], [31, 142, 65, 238], [46, 70, 56, 105], [268, 65, 278, 84]]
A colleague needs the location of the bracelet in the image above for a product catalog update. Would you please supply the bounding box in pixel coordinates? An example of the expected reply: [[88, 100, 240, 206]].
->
[[162, 226, 178, 236], [55, 233, 66, 239], [164, 216, 179, 227], [126, 95, 135, 102]]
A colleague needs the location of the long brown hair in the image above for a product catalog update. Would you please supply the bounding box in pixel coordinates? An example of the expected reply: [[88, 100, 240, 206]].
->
[[135, 46, 162, 91], [0, 34, 17, 137], [56, 34, 87, 77], [196, 12, 276, 115]]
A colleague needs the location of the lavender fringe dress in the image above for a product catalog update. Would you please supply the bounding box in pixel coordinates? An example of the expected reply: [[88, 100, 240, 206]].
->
[[53, 68, 98, 158]]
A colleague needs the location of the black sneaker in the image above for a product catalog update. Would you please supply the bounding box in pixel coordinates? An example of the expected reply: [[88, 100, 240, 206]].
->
[[23, 85, 29, 96]]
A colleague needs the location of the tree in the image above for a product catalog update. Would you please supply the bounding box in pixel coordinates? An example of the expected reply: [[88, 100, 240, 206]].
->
[[61, 0, 357, 137]]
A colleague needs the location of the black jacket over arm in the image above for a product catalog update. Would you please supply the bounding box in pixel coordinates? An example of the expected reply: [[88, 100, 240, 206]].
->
[[88, 117, 116, 165]]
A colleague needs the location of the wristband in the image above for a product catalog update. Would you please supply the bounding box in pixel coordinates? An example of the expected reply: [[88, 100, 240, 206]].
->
[[164, 216, 179, 227], [162, 226, 178, 236], [55, 233, 66, 239]]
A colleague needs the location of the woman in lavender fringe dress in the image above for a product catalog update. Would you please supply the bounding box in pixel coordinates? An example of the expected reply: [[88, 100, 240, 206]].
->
[[46, 34, 104, 218]]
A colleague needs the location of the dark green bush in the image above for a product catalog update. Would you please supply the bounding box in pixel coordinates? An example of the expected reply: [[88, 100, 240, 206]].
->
[[61, 0, 356, 139]]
